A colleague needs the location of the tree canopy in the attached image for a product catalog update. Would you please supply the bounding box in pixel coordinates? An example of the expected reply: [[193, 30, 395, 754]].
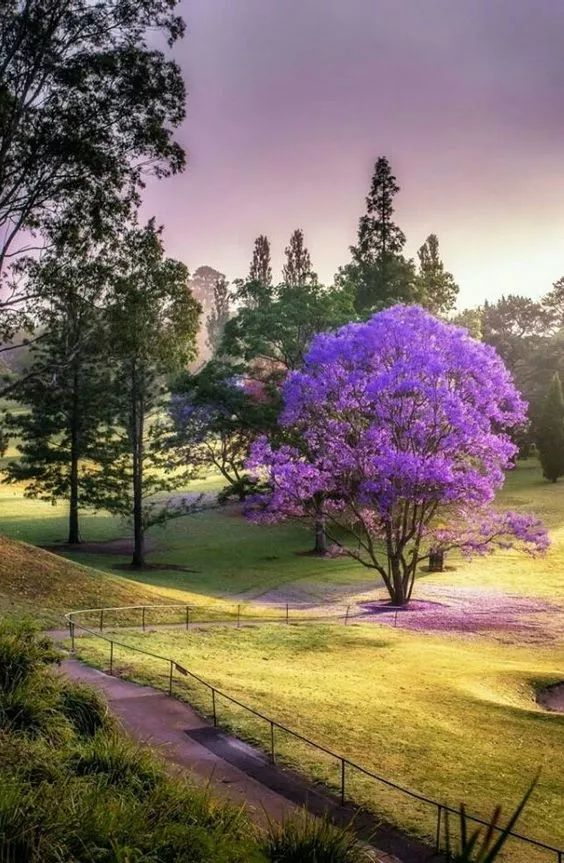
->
[[248, 305, 547, 605]]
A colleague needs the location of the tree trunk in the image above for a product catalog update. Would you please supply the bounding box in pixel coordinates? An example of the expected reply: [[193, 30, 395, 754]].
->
[[68, 362, 80, 544], [428, 548, 445, 572], [131, 370, 145, 569], [314, 515, 328, 555], [389, 557, 408, 606]]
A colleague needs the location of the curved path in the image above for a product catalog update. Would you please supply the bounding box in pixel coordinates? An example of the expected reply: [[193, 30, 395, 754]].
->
[[58, 654, 433, 863]]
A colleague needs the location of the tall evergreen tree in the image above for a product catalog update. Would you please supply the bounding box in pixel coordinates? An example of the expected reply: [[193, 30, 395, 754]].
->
[[339, 156, 416, 314], [415, 233, 459, 315], [282, 229, 316, 287], [536, 373, 564, 483], [4, 232, 112, 543], [249, 235, 272, 286], [234, 235, 273, 309], [101, 221, 200, 568], [206, 275, 230, 356]]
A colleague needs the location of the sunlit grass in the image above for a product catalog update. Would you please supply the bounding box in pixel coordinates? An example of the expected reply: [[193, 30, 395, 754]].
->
[[74, 621, 564, 861]]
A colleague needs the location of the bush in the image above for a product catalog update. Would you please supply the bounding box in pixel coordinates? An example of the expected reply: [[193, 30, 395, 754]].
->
[[263, 812, 371, 862], [0, 619, 59, 694], [0, 677, 73, 744], [68, 731, 162, 792], [58, 680, 111, 737]]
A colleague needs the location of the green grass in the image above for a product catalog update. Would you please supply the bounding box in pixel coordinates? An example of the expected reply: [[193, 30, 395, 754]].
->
[[74, 621, 564, 862], [0, 478, 361, 603], [0, 535, 228, 626], [3, 458, 564, 858]]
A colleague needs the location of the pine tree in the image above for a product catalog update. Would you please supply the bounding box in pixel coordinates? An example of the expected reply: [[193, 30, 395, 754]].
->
[[341, 156, 416, 314], [415, 233, 459, 315], [206, 275, 230, 355], [235, 235, 273, 309], [282, 229, 316, 287], [4, 232, 113, 544], [536, 373, 564, 482], [249, 235, 272, 286], [101, 220, 201, 568]]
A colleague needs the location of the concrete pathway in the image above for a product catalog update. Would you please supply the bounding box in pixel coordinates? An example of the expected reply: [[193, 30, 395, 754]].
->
[[60, 658, 433, 863]]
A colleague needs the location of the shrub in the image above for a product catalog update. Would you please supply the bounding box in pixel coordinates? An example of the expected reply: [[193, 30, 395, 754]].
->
[[68, 731, 162, 792], [0, 619, 58, 694], [263, 811, 371, 862], [58, 680, 111, 737], [0, 677, 73, 744], [444, 781, 536, 862]]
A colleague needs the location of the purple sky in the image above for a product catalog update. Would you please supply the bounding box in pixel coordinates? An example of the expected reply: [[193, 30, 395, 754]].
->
[[143, 0, 564, 308]]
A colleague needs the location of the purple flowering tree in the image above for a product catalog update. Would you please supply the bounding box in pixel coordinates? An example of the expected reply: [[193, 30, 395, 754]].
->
[[247, 306, 548, 606]]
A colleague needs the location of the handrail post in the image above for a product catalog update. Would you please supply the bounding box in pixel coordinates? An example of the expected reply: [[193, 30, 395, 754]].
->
[[286, 602, 289, 624], [185, 606, 190, 631], [340, 758, 346, 806], [344, 605, 350, 626], [109, 640, 113, 675], [270, 721, 275, 763], [168, 660, 173, 695], [237, 604, 241, 629], [212, 688, 217, 726], [436, 805, 442, 852], [70, 619, 75, 653], [99, 608, 104, 632], [142, 606, 146, 632]]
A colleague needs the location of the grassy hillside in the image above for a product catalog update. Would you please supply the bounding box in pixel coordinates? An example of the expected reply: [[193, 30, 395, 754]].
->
[[0, 536, 213, 626]]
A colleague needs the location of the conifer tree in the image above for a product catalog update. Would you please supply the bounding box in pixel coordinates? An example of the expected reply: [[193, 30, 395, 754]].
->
[[4, 231, 112, 544], [415, 233, 459, 315], [101, 220, 200, 568], [235, 235, 273, 309], [536, 373, 564, 482], [206, 275, 230, 355], [282, 229, 316, 287], [249, 235, 272, 286], [340, 156, 416, 314]]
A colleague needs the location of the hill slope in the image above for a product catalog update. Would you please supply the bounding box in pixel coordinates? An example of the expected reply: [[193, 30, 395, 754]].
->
[[0, 536, 180, 625]]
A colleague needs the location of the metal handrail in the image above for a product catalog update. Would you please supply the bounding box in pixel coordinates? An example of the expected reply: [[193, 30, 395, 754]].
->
[[64, 604, 564, 862]]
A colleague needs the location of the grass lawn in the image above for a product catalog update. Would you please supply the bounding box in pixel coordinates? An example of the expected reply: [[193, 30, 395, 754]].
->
[[0, 476, 362, 603], [74, 621, 564, 861], [3, 457, 564, 858]]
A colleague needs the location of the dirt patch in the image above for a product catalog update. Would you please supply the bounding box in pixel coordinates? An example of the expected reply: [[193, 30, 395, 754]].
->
[[358, 586, 563, 642], [538, 682, 564, 713], [112, 562, 199, 573]]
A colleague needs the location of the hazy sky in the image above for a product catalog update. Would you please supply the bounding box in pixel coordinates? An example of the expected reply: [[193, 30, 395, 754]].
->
[[143, 0, 564, 308]]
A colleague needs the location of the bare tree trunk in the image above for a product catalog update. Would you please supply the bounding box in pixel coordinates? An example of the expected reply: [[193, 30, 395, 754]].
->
[[314, 514, 328, 554], [68, 361, 80, 544], [389, 557, 408, 606], [131, 367, 145, 569], [428, 548, 445, 572]]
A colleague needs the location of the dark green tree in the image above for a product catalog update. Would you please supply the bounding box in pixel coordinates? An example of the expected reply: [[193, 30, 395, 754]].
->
[[235, 235, 273, 309], [452, 307, 483, 339], [542, 276, 564, 331], [101, 221, 200, 568], [170, 360, 279, 501], [0, 0, 186, 373], [222, 281, 354, 374], [282, 229, 316, 287], [339, 156, 416, 314], [536, 373, 564, 482], [415, 233, 458, 315], [206, 275, 230, 356], [3, 232, 112, 543]]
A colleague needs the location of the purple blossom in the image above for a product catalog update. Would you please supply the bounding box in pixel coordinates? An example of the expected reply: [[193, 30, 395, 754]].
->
[[247, 305, 548, 605]]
